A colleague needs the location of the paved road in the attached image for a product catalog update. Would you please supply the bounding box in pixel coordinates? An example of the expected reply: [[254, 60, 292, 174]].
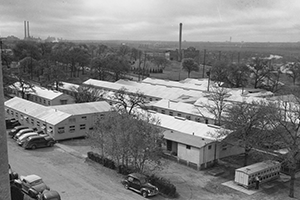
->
[[7, 138, 164, 200]]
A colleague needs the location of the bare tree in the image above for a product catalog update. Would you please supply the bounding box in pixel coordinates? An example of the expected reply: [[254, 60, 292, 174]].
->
[[249, 57, 272, 88], [181, 58, 199, 78], [199, 85, 231, 126], [112, 88, 147, 115], [70, 85, 104, 103], [285, 62, 300, 85], [220, 101, 270, 166], [266, 96, 300, 198]]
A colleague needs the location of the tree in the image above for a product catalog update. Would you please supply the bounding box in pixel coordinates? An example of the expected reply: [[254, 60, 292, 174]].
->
[[199, 85, 231, 126], [71, 85, 104, 103], [151, 56, 170, 71], [88, 110, 163, 172], [112, 88, 147, 115], [210, 60, 229, 86], [220, 101, 270, 166], [265, 96, 300, 198], [249, 57, 272, 88], [285, 62, 300, 85], [181, 58, 199, 78], [13, 68, 35, 99], [226, 63, 249, 88], [103, 53, 131, 81]]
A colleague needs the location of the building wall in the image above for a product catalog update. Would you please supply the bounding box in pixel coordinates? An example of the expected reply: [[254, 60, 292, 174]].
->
[[51, 94, 75, 105], [153, 107, 215, 125], [5, 106, 109, 141], [177, 143, 200, 165]]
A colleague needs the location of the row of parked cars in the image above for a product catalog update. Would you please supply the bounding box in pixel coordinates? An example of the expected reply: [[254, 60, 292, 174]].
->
[[9, 164, 61, 200], [7, 119, 56, 150]]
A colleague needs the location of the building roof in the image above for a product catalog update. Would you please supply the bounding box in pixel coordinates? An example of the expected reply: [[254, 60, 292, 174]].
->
[[236, 160, 281, 175], [148, 99, 215, 119], [163, 130, 210, 148], [59, 82, 80, 91], [147, 110, 225, 141], [5, 97, 71, 125], [11, 82, 64, 100], [50, 101, 111, 115]]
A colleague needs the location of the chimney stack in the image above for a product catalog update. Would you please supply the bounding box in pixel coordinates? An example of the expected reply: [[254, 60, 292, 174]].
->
[[178, 23, 182, 62], [27, 21, 30, 38], [24, 21, 27, 39]]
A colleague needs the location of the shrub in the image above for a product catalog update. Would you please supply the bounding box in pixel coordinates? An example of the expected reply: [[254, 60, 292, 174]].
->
[[148, 174, 177, 198], [117, 165, 135, 175]]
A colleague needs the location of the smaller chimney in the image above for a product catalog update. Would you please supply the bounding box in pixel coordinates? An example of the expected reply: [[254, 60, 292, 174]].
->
[[27, 21, 30, 38], [24, 21, 27, 39]]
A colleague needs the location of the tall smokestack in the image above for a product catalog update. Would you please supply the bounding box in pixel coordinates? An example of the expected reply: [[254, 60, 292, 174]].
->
[[27, 21, 30, 38], [179, 23, 182, 62], [24, 21, 27, 39]]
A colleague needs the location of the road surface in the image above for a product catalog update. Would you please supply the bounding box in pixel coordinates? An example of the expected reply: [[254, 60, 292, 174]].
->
[[7, 138, 163, 200]]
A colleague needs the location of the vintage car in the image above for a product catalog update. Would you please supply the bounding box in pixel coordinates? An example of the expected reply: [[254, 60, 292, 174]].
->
[[23, 135, 56, 150], [17, 132, 39, 146], [8, 126, 28, 138], [19, 174, 50, 194], [121, 173, 159, 198], [14, 128, 35, 140], [6, 118, 20, 129]]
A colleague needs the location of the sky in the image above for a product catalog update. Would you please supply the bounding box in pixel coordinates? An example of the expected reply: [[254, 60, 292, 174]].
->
[[1, 0, 300, 42]]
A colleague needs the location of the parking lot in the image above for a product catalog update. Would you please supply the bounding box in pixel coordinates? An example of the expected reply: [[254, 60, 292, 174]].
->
[[7, 127, 300, 200]]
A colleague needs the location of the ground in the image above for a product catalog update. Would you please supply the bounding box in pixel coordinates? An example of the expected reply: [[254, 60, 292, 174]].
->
[[56, 138, 300, 200]]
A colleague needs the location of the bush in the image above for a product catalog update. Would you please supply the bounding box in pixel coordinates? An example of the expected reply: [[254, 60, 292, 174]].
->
[[148, 174, 177, 198], [117, 165, 135, 175]]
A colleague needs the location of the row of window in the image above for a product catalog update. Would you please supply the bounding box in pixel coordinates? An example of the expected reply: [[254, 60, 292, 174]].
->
[[186, 144, 212, 150], [154, 108, 210, 124], [248, 172, 280, 185]]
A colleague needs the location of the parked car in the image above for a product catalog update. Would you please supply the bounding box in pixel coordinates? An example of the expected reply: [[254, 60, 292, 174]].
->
[[17, 132, 39, 146], [6, 118, 20, 129], [18, 174, 50, 194], [35, 190, 61, 200], [14, 128, 34, 140], [9, 126, 28, 138], [9, 164, 19, 183], [121, 173, 159, 198], [23, 135, 56, 150]]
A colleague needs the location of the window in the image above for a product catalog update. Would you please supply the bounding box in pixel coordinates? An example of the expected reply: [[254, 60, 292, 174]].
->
[[208, 145, 212, 150], [177, 113, 182, 117], [161, 110, 165, 114], [37, 121, 40, 127], [195, 117, 201, 122], [80, 124, 86, 130], [48, 101, 50, 105], [48, 126, 53, 134], [31, 119, 34, 125], [186, 115, 191, 120], [58, 127, 65, 134], [69, 118, 76, 123], [186, 145, 191, 149], [205, 119, 209, 124], [81, 116, 87, 120], [6, 109, 9, 114], [69, 125, 75, 132], [43, 99, 46, 104], [60, 99, 68, 105], [25, 117, 29, 123], [169, 111, 173, 116], [149, 98, 153, 101], [11, 110, 14, 115]]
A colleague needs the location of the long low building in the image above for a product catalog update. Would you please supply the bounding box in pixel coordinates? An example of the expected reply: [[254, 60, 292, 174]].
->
[[5, 97, 112, 140]]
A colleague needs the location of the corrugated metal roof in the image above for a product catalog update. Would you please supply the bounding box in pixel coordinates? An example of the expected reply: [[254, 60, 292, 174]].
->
[[236, 160, 280, 175], [163, 130, 209, 148], [59, 82, 80, 91], [148, 110, 223, 141], [5, 97, 71, 125], [50, 101, 111, 115], [12, 82, 64, 100], [149, 99, 215, 119]]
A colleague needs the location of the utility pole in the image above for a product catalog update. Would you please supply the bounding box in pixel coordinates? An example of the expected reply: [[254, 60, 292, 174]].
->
[[0, 39, 12, 200], [202, 49, 206, 78], [142, 51, 147, 80]]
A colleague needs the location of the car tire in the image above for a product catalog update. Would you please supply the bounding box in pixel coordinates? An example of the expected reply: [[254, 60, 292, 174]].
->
[[124, 184, 129, 190], [48, 142, 54, 147], [142, 191, 148, 198], [31, 145, 36, 150]]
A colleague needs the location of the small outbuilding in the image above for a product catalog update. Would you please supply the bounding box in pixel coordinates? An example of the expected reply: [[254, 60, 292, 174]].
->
[[234, 160, 281, 188]]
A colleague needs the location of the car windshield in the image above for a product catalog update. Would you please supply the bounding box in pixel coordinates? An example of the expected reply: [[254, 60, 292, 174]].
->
[[30, 179, 43, 186]]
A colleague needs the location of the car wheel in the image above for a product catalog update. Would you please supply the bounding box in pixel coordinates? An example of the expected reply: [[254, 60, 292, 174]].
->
[[124, 184, 129, 190], [142, 191, 148, 198], [31, 145, 36, 150], [48, 142, 54, 147]]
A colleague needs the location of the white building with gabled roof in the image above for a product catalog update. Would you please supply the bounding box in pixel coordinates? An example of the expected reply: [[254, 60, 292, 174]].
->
[[5, 97, 112, 140], [144, 110, 244, 170], [8, 82, 75, 106]]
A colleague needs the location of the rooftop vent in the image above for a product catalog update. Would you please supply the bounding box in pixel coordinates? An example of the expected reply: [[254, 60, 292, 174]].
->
[[174, 116, 186, 121]]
